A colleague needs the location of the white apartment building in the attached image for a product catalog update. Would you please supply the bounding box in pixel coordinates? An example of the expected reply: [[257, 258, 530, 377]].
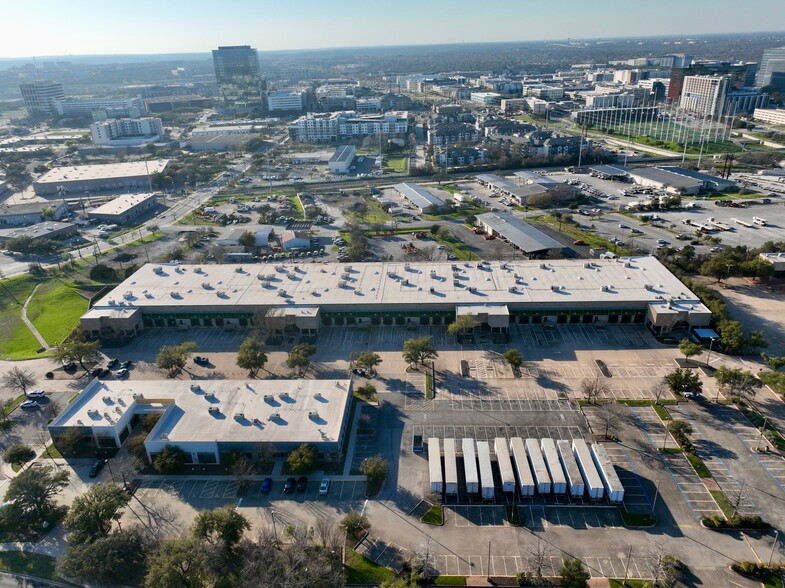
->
[[90, 117, 164, 146], [266, 90, 304, 112], [679, 75, 730, 117], [289, 111, 408, 143], [753, 108, 785, 125], [56, 97, 145, 119]]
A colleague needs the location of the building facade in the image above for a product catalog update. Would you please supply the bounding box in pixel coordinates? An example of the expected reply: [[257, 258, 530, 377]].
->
[[267, 90, 305, 112], [289, 111, 408, 143], [753, 108, 785, 125], [756, 46, 785, 89], [679, 75, 730, 117], [19, 80, 65, 116], [55, 97, 145, 120], [90, 117, 164, 146], [212, 45, 263, 112]]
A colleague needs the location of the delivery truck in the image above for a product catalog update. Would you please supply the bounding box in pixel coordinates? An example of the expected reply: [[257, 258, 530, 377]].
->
[[572, 439, 604, 500], [557, 440, 585, 498], [591, 443, 625, 503], [443, 438, 458, 496], [540, 438, 567, 495], [494, 437, 516, 493], [476, 441, 495, 502]]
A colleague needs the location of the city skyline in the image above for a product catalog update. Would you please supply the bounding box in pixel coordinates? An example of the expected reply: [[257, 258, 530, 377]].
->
[[2, 0, 785, 59]]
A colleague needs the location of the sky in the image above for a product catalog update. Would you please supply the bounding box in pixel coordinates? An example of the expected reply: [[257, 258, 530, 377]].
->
[[2, 0, 784, 58]]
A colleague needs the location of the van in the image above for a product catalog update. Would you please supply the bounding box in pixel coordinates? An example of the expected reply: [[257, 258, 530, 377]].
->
[[412, 434, 424, 453]]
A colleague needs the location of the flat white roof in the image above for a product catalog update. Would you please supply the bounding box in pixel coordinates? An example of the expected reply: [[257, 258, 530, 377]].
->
[[89, 193, 157, 216], [476, 212, 564, 253], [329, 145, 356, 163], [86, 257, 708, 314], [35, 160, 169, 185], [52, 378, 352, 445], [393, 183, 444, 209]]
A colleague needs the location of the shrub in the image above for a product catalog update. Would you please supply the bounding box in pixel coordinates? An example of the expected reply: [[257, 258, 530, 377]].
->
[[3, 444, 35, 465], [45, 372, 54, 379]]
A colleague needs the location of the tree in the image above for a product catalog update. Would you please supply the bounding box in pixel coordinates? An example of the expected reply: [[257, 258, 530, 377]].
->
[[525, 538, 555, 586], [715, 366, 762, 401], [59, 526, 148, 585], [340, 511, 371, 539], [667, 420, 694, 451], [192, 506, 250, 548], [314, 517, 341, 551], [230, 455, 256, 491], [560, 558, 590, 588], [447, 314, 480, 336], [745, 331, 768, 354], [287, 443, 317, 474], [286, 343, 317, 376], [762, 353, 785, 371], [144, 537, 210, 588], [353, 351, 383, 375], [502, 349, 522, 370], [2, 366, 37, 396], [64, 483, 131, 544], [238, 231, 256, 248], [51, 330, 102, 370], [598, 403, 620, 440], [678, 339, 704, 364], [155, 341, 198, 377], [153, 445, 187, 474], [718, 320, 745, 354], [644, 542, 682, 588], [402, 336, 439, 368], [664, 368, 703, 396], [2, 443, 35, 466], [580, 377, 608, 404], [700, 256, 733, 283], [236, 337, 268, 377], [5, 465, 69, 520], [360, 455, 388, 484]]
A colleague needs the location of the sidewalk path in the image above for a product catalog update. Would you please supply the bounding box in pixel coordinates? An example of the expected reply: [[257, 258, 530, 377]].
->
[[20, 283, 50, 350]]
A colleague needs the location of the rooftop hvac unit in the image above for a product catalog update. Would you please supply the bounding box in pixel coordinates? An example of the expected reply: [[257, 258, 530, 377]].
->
[[539, 263, 547, 269], [216, 290, 225, 297], [102, 396, 111, 402], [288, 273, 296, 280], [354, 289, 362, 295], [253, 418, 261, 425], [115, 406, 122, 414], [88, 409, 99, 416], [103, 412, 110, 418], [234, 412, 244, 420], [451, 264, 458, 271], [153, 266, 163, 274], [201, 282, 211, 289], [644, 284, 653, 291], [269, 412, 280, 421], [453, 280, 461, 287], [76, 420, 83, 425], [278, 290, 288, 297], [551, 285, 561, 291], [194, 267, 202, 273], [190, 384, 200, 391], [279, 392, 289, 399], [107, 299, 116, 306], [403, 279, 409, 286], [468, 286, 477, 293], [508, 286, 517, 293], [123, 291, 133, 300], [160, 433, 168, 440], [308, 411, 319, 420], [314, 392, 322, 399], [208, 406, 220, 414], [338, 281, 346, 288], [132, 393, 144, 399], [477, 262, 483, 268], [624, 262, 632, 268], [235, 267, 243, 273], [345, 265, 353, 271], [601, 285, 609, 292], [170, 291, 180, 298], [387, 271, 396, 278], [584, 262, 593, 268], [263, 395, 274, 402], [430, 271, 437, 278], [341, 272, 350, 280]]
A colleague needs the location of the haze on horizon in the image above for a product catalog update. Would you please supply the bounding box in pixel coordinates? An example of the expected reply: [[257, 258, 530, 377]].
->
[[2, 0, 785, 59]]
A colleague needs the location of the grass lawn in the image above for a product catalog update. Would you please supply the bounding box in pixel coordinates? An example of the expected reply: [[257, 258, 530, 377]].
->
[[26, 280, 88, 347], [2, 394, 26, 417], [383, 156, 408, 173], [686, 453, 712, 478], [0, 552, 60, 581], [609, 580, 651, 588], [0, 274, 43, 359], [527, 214, 630, 256], [652, 404, 672, 421], [710, 489, 734, 518], [435, 576, 467, 586], [421, 504, 443, 525], [288, 195, 304, 218], [348, 199, 392, 225], [425, 372, 434, 399], [344, 549, 394, 585], [433, 233, 475, 261], [439, 184, 461, 195], [422, 203, 488, 222], [42, 444, 63, 460]]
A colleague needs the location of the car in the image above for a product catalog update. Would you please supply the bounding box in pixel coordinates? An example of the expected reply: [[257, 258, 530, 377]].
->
[[351, 367, 368, 377], [683, 392, 697, 400], [115, 368, 128, 378], [193, 356, 209, 365], [1, 250, 13, 256], [572, 240, 586, 246], [319, 478, 331, 495], [20, 399, 38, 409], [88, 459, 107, 478], [710, 246, 723, 253], [26, 389, 45, 398], [437, 245, 446, 250], [657, 239, 669, 245], [120, 360, 132, 369], [283, 477, 296, 494], [62, 362, 77, 372], [98, 368, 111, 378], [296, 476, 308, 492], [107, 358, 119, 368], [261, 478, 273, 493], [447, 254, 457, 260], [618, 224, 629, 229]]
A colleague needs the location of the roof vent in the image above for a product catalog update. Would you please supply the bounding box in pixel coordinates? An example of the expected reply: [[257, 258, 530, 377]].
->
[[468, 286, 477, 293], [194, 267, 202, 273], [153, 266, 163, 274], [551, 285, 561, 291], [539, 263, 547, 269], [235, 267, 243, 273], [190, 384, 200, 392], [429, 287, 435, 294], [269, 412, 280, 421], [508, 286, 517, 293], [279, 392, 289, 400], [308, 411, 319, 420], [263, 394, 274, 402], [234, 412, 244, 420], [644, 284, 653, 291], [132, 392, 144, 399], [601, 285, 609, 292]]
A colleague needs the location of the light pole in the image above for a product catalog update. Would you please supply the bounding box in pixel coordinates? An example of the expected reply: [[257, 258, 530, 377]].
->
[[757, 415, 769, 451], [769, 530, 780, 566], [651, 479, 660, 515], [623, 545, 633, 584]]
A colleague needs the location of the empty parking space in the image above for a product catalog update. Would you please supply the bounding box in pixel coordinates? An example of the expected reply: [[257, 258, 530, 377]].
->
[[630, 406, 679, 450], [356, 537, 407, 574], [509, 323, 656, 350], [408, 396, 576, 412], [446, 505, 507, 527], [523, 505, 622, 531], [602, 444, 653, 514], [125, 328, 249, 354], [435, 553, 649, 578]]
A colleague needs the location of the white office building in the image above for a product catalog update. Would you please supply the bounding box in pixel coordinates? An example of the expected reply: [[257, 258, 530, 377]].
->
[[753, 108, 785, 125], [19, 80, 65, 116], [267, 90, 305, 112], [679, 75, 730, 117], [55, 97, 145, 120], [470, 92, 502, 106], [90, 117, 164, 146]]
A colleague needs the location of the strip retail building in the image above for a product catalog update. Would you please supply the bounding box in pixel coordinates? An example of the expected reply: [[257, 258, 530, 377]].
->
[[81, 258, 711, 342]]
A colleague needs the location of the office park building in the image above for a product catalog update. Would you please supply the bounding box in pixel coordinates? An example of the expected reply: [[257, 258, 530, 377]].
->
[[81, 258, 710, 342]]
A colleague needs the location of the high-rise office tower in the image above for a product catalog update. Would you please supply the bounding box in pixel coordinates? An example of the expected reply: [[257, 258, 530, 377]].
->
[[212, 45, 262, 112], [756, 46, 785, 90], [19, 80, 65, 116], [679, 75, 730, 117]]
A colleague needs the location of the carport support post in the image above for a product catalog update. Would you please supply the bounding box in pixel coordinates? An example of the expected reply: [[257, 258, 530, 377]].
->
[[487, 541, 491, 581]]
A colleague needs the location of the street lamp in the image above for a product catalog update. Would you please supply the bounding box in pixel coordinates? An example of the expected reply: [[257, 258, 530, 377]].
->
[[769, 530, 780, 566]]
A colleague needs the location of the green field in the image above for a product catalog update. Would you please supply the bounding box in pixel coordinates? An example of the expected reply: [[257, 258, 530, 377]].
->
[[176, 210, 220, 226], [0, 552, 60, 581], [0, 275, 44, 359], [383, 156, 408, 173], [528, 214, 631, 256], [344, 549, 394, 585], [26, 281, 88, 347]]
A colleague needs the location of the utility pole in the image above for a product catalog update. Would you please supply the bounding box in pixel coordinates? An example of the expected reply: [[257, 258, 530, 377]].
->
[[623, 545, 633, 584], [651, 479, 660, 514], [757, 415, 769, 451], [769, 530, 780, 566]]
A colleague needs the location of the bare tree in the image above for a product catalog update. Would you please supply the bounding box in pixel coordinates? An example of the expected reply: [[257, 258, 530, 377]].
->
[[651, 379, 669, 405], [34, 428, 56, 466], [230, 456, 256, 492], [727, 478, 750, 520], [525, 538, 555, 585], [644, 541, 682, 588], [580, 377, 608, 404], [2, 367, 37, 396], [314, 517, 341, 552], [598, 403, 620, 440], [410, 536, 436, 581]]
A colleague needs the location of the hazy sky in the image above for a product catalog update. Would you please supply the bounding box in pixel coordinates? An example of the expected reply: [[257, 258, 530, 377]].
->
[[2, 0, 784, 57]]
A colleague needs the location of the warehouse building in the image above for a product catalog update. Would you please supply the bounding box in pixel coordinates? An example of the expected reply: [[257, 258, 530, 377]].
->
[[328, 145, 356, 174], [48, 378, 353, 462], [80, 258, 711, 343], [87, 193, 158, 224], [0, 221, 78, 245], [393, 183, 445, 213], [475, 174, 548, 205], [625, 167, 703, 195], [33, 160, 169, 196], [475, 212, 565, 258], [0, 201, 70, 227]]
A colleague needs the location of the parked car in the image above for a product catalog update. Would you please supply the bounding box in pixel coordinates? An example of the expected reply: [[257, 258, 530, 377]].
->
[[319, 478, 331, 495], [261, 478, 273, 493], [62, 362, 77, 372], [283, 477, 296, 494], [115, 368, 128, 378], [88, 459, 107, 478], [193, 356, 209, 365], [20, 400, 38, 409], [120, 360, 132, 369], [26, 389, 45, 398], [107, 358, 119, 368], [296, 476, 308, 492], [572, 240, 586, 246]]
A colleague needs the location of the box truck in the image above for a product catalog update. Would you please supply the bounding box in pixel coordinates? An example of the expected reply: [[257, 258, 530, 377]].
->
[[591, 443, 625, 503], [428, 437, 443, 494], [557, 440, 585, 498], [572, 439, 604, 500], [510, 437, 535, 497], [476, 441, 495, 502], [443, 438, 458, 496]]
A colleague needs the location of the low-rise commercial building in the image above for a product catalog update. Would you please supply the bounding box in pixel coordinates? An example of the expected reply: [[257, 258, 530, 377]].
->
[[0, 201, 70, 226], [475, 212, 564, 258], [475, 173, 548, 205], [470, 92, 502, 106], [753, 108, 785, 126], [48, 378, 354, 462], [87, 193, 158, 224], [328, 145, 356, 173], [625, 167, 703, 195], [393, 183, 445, 213], [55, 97, 145, 120], [267, 90, 305, 112], [185, 134, 253, 152], [760, 252, 785, 275], [0, 221, 77, 245], [80, 258, 711, 342], [33, 160, 168, 195]]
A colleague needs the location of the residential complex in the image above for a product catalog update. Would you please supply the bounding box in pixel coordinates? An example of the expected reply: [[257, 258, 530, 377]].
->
[[267, 90, 305, 112], [89, 117, 164, 146], [55, 97, 145, 120], [288, 111, 409, 143], [212, 45, 263, 112]]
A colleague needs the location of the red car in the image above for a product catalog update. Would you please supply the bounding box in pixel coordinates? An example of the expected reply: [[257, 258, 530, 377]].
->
[[573, 240, 586, 246]]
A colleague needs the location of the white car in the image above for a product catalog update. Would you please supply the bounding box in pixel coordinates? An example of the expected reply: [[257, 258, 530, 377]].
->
[[26, 389, 46, 398], [20, 400, 38, 409], [319, 478, 331, 495]]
